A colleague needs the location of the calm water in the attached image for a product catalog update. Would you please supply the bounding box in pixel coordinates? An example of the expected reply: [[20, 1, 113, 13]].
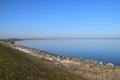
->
[[16, 39, 120, 66]]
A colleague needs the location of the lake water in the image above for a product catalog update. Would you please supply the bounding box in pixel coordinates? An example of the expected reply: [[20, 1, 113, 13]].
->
[[16, 39, 120, 66]]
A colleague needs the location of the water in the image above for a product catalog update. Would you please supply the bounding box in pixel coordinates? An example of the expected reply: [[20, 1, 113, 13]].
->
[[16, 39, 120, 66]]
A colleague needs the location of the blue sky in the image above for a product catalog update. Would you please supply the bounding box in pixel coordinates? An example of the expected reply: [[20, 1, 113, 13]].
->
[[0, 0, 120, 38]]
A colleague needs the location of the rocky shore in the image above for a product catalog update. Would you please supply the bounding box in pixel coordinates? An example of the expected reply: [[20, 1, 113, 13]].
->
[[1, 41, 120, 80]]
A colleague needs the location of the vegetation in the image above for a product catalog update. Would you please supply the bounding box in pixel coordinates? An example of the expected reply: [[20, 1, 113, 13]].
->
[[0, 43, 85, 80]]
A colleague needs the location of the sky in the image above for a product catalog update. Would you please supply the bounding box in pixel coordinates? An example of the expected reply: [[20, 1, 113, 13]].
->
[[0, 0, 120, 38]]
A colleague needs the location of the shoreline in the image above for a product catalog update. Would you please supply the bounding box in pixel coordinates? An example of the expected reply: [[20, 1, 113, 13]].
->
[[0, 41, 118, 67], [1, 41, 120, 80]]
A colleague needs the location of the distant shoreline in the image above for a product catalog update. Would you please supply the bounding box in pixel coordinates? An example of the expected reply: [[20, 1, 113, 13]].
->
[[19, 37, 120, 40], [1, 37, 120, 41]]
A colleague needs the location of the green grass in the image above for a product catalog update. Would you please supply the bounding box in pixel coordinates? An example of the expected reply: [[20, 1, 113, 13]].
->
[[0, 43, 86, 80]]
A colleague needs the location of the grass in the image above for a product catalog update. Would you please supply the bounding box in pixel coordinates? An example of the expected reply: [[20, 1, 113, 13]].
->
[[0, 43, 86, 80]]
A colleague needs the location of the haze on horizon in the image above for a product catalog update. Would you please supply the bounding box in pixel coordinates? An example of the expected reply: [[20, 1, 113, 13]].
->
[[0, 0, 120, 39]]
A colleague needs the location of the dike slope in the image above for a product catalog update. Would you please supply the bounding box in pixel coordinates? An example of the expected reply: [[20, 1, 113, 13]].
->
[[0, 42, 85, 80]]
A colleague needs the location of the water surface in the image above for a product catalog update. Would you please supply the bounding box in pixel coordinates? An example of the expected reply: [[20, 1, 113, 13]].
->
[[16, 39, 120, 66]]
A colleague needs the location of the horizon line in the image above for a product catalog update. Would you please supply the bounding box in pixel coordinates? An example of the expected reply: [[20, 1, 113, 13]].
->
[[1, 37, 120, 40]]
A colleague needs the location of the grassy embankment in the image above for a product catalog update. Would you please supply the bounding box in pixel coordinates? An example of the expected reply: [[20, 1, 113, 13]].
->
[[0, 43, 85, 80]]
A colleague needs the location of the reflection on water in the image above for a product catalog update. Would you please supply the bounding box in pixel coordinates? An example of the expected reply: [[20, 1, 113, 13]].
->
[[16, 39, 120, 66]]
